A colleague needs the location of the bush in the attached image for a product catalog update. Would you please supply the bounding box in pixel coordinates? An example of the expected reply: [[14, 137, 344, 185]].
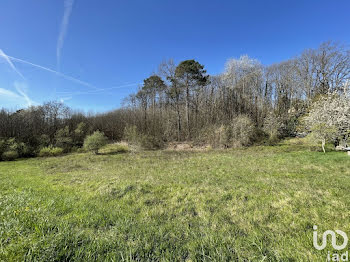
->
[[39, 134, 50, 148], [230, 115, 255, 147], [84, 131, 108, 154], [6, 138, 17, 151], [263, 113, 280, 139], [98, 143, 130, 154], [55, 126, 73, 153], [0, 139, 7, 156], [196, 125, 229, 149], [74, 122, 87, 147], [114, 143, 129, 153], [263, 134, 280, 146], [17, 142, 35, 157], [124, 125, 164, 150], [2, 151, 19, 161], [199, 116, 257, 148], [263, 112, 300, 140], [76, 147, 86, 153], [195, 117, 258, 149], [124, 125, 139, 145], [140, 135, 165, 150], [39, 146, 64, 157], [0, 139, 35, 159]]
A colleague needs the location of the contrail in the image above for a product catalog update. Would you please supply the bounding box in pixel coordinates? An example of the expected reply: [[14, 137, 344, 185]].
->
[[2, 52, 99, 90], [0, 49, 26, 80], [56, 82, 142, 96], [14, 81, 34, 107], [1, 49, 138, 96], [57, 0, 74, 69]]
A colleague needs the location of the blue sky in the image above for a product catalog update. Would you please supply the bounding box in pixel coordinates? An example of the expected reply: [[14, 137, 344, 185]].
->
[[1, 0, 349, 112]]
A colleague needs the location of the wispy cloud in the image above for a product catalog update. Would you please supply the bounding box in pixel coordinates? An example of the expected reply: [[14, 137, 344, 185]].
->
[[56, 82, 142, 96], [0, 50, 34, 107], [57, 0, 75, 69], [1, 49, 139, 102], [0, 87, 20, 99], [2, 52, 99, 90], [14, 81, 34, 107], [0, 82, 36, 108], [59, 96, 73, 103], [0, 49, 25, 80]]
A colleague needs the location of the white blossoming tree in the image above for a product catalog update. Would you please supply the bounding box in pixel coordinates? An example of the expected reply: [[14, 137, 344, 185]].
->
[[304, 82, 350, 153]]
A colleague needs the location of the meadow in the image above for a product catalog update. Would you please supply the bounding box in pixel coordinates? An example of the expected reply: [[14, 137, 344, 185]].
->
[[1, 141, 350, 261]]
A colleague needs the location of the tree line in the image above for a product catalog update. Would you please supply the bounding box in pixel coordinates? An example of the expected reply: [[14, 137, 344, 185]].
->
[[123, 41, 350, 147], [1, 41, 350, 159]]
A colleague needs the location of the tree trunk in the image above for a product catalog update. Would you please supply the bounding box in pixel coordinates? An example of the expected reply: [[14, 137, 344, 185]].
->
[[176, 103, 181, 141], [322, 138, 326, 153], [185, 84, 190, 139]]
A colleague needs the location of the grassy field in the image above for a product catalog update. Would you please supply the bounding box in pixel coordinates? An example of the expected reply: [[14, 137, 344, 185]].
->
[[1, 141, 350, 261]]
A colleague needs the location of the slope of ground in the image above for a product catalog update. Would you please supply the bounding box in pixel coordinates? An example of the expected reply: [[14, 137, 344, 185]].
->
[[0, 142, 349, 261]]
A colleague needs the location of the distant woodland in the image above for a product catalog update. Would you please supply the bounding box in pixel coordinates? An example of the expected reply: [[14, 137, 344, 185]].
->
[[1, 41, 350, 158]]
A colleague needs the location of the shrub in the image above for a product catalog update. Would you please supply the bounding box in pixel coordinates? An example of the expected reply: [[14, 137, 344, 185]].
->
[[51, 147, 64, 156], [140, 134, 164, 150], [264, 134, 280, 146], [0, 139, 7, 156], [263, 112, 300, 140], [0, 139, 35, 159], [194, 125, 228, 148], [124, 125, 164, 150], [98, 143, 130, 154], [76, 147, 86, 153], [231, 115, 255, 147], [114, 143, 129, 153], [55, 126, 73, 153], [263, 113, 280, 139], [84, 131, 108, 154], [39, 146, 64, 157], [196, 118, 260, 149], [38, 147, 50, 157], [124, 125, 139, 145], [39, 134, 50, 148], [198, 116, 256, 148], [205, 125, 230, 148], [2, 151, 19, 161], [17, 142, 35, 157], [74, 122, 88, 147], [6, 138, 18, 151]]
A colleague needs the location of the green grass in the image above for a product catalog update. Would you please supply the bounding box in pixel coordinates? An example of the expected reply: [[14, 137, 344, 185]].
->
[[1, 142, 350, 261]]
